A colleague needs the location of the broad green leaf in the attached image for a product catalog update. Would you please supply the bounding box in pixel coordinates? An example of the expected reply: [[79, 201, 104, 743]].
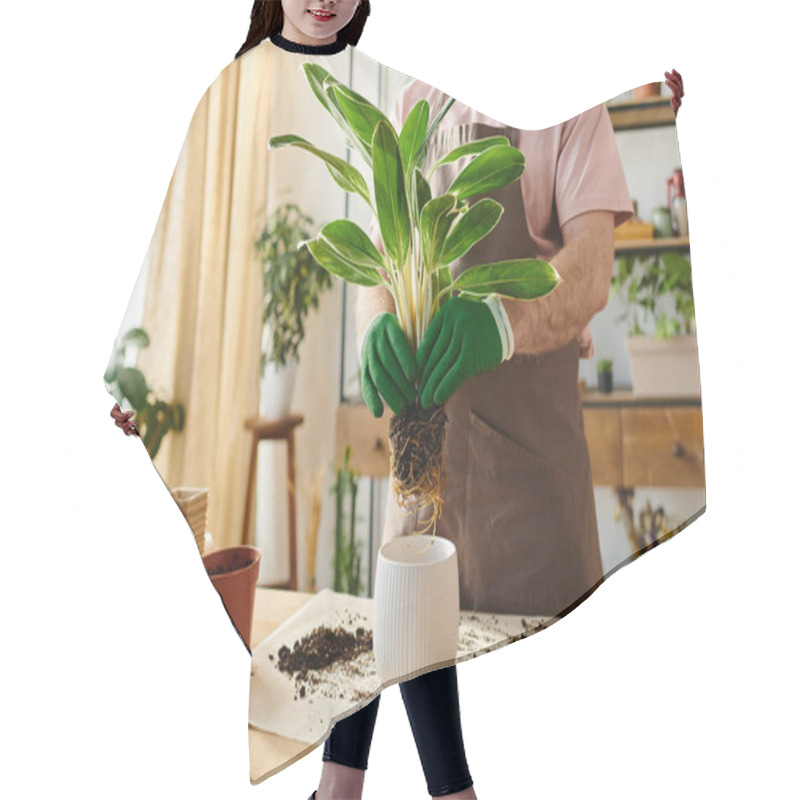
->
[[328, 83, 392, 158], [447, 145, 526, 200], [116, 367, 149, 409], [420, 194, 458, 269], [414, 97, 456, 158], [305, 236, 384, 288], [399, 100, 429, 174], [427, 135, 509, 177], [301, 64, 371, 164], [317, 219, 386, 272], [268, 134, 373, 209], [414, 168, 432, 213], [372, 121, 410, 268], [440, 198, 503, 265], [450, 258, 561, 299]]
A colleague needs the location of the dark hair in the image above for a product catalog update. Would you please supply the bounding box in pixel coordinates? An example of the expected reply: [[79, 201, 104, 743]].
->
[[235, 1, 371, 60]]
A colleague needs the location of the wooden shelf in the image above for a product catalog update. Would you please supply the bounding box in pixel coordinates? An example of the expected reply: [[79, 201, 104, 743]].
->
[[606, 96, 675, 130], [614, 235, 690, 254], [581, 387, 701, 407]]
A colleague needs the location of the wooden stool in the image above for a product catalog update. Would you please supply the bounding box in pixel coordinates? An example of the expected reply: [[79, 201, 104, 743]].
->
[[242, 414, 304, 590]]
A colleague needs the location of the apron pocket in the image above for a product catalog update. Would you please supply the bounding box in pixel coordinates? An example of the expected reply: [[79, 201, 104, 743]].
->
[[464, 408, 580, 616]]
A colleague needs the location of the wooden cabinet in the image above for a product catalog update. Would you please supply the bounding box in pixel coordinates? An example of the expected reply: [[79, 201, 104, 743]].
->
[[583, 408, 622, 486], [582, 390, 704, 489]]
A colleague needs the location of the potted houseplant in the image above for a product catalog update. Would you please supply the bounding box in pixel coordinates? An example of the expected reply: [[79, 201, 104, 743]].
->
[[597, 358, 614, 393], [103, 326, 185, 459], [612, 250, 700, 396], [268, 63, 560, 536], [255, 202, 333, 419], [268, 64, 562, 681]]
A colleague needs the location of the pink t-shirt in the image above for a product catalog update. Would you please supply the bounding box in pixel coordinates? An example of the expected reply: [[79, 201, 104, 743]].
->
[[389, 79, 635, 260]]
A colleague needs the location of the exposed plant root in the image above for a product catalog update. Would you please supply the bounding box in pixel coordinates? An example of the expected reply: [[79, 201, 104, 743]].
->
[[388, 403, 448, 544]]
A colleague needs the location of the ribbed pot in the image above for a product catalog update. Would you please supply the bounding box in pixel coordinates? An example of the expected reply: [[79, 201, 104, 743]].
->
[[372, 535, 460, 685]]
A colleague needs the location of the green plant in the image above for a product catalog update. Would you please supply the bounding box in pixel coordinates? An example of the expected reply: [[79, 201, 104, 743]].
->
[[267, 64, 562, 532], [103, 327, 185, 459], [267, 63, 560, 354], [255, 202, 333, 371], [597, 358, 613, 374], [611, 250, 695, 339], [329, 445, 363, 596]]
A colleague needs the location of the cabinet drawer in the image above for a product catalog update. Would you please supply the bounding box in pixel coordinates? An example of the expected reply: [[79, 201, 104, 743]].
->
[[621, 407, 704, 487], [583, 408, 622, 486]]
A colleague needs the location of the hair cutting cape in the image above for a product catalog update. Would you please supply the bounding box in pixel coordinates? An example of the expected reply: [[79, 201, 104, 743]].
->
[[103, 34, 705, 785]]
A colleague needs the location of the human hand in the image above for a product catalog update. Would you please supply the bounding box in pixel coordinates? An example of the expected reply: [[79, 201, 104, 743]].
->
[[416, 296, 504, 408], [665, 69, 684, 116], [111, 402, 138, 436], [577, 325, 594, 359], [360, 312, 418, 417]]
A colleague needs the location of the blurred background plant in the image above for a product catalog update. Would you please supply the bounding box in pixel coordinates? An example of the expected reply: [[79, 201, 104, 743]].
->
[[330, 445, 364, 597], [611, 250, 695, 338], [256, 202, 333, 373], [103, 327, 185, 459]]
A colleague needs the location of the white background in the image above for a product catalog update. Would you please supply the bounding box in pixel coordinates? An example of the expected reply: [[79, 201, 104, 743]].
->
[[1, 1, 797, 798]]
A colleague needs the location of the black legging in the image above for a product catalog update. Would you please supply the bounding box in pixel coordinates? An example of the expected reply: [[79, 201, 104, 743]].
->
[[323, 664, 473, 797]]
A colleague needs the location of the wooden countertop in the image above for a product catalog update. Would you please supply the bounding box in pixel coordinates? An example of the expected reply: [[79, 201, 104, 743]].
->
[[581, 387, 701, 407]]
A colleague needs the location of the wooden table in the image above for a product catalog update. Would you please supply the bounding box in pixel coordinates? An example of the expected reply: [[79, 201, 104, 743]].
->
[[248, 587, 315, 784]]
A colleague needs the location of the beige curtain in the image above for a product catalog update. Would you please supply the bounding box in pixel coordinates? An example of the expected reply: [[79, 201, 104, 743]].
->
[[138, 45, 275, 551]]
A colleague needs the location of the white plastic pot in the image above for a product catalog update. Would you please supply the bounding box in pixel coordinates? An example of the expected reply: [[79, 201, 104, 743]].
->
[[372, 535, 460, 685], [259, 357, 299, 419]]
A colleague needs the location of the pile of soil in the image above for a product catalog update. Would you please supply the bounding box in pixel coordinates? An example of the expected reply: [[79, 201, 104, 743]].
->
[[270, 621, 374, 702]]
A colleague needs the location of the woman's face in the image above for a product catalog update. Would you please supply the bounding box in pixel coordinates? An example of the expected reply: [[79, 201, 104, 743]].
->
[[281, 0, 361, 44]]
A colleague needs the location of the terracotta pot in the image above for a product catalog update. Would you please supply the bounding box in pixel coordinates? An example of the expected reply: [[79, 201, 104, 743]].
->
[[633, 82, 662, 100], [203, 546, 262, 651]]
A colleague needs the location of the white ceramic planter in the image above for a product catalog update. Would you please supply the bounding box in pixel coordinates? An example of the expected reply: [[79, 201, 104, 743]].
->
[[259, 357, 299, 419], [625, 334, 701, 397], [373, 535, 460, 685]]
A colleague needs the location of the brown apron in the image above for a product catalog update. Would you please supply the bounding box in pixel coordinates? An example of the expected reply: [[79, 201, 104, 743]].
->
[[382, 120, 604, 618]]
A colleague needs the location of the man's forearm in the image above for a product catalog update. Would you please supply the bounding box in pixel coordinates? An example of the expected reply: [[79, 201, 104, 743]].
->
[[356, 283, 396, 346], [502, 218, 613, 355]]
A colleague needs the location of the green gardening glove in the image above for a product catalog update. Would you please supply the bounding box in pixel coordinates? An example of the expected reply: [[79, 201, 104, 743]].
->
[[416, 295, 512, 408], [360, 311, 418, 417]]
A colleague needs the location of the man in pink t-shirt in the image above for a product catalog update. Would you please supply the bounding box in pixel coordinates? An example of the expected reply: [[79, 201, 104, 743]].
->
[[335, 76, 637, 800]]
